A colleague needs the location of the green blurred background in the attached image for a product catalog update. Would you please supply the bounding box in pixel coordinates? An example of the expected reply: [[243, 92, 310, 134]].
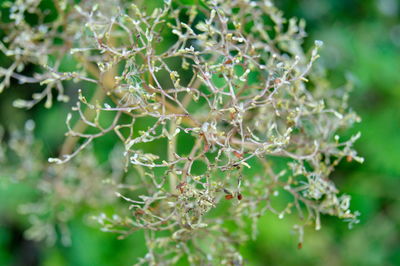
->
[[1, 0, 399, 265]]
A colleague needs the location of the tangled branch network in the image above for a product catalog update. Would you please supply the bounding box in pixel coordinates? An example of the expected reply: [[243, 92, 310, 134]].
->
[[0, 0, 363, 264]]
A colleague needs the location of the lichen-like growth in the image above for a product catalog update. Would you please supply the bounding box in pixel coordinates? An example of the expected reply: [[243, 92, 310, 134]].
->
[[0, 0, 362, 264]]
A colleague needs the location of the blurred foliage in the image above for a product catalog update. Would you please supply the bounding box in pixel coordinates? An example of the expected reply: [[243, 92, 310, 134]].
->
[[1, 0, 399, 265]]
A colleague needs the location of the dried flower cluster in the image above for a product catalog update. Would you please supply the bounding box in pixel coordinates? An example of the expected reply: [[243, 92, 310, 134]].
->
[[0, 0, 362, 264]]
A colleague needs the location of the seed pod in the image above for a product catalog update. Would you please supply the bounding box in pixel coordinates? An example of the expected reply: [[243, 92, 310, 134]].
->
[[224, 59, 233, 65], [135, 209, 145, 215], [233, 151, 243, 159], [225, 194, 234, 200]]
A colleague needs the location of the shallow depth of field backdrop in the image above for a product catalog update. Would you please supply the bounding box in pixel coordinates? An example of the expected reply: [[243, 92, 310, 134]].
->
[[0, 0, 399, 265]]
